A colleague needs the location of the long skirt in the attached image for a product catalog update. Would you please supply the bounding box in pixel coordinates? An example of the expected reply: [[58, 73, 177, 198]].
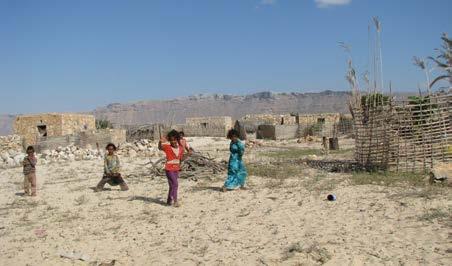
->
[[224, 158, 247, 189]]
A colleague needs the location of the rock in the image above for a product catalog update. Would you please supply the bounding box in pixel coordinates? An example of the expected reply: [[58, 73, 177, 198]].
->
[[68, 154, 75, 161], [6, 157, 16, 167], [8, 149, 19, 157], [429, 163, 452, 186], [13, 154, 25, 165], [128, 149, 137, 157], [1, 151, 10, 161]]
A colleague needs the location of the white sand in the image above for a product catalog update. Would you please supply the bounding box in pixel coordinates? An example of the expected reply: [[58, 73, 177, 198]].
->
[[0, 140, 450, 265]]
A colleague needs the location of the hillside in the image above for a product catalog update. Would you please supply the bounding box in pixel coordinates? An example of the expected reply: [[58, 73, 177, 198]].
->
[[0, 115, 15, 136], [0, 91, 352, 135], [93, 90, 351, 126]]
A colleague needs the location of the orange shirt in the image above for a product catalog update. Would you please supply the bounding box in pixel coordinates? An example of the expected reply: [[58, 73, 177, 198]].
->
[[161, 142, 184, 171]]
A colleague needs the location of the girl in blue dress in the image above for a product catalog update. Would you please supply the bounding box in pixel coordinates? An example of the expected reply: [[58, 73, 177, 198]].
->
[[222, 129, 247, 192]]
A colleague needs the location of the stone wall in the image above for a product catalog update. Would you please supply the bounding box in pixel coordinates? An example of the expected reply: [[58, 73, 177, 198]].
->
[[185, 116, 232, 137], [14, 113, 64, 147], [179, 124, 228, 138], [242, 114, 298, 126], [275, 125, 299, 140], [61, 114, 96, 135], [257, 125, 299, 140], [80, 129, 126, 149], [13, 113, 95, 147], [34, 129, 126, 152]]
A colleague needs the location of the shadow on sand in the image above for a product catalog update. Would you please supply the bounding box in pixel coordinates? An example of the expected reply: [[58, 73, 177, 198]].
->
[[190, 186, 223, 192], [128, 196, 168, 206]]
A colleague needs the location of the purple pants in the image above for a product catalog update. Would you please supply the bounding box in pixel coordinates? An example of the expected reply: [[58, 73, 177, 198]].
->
[[166, 170, 179, 204]]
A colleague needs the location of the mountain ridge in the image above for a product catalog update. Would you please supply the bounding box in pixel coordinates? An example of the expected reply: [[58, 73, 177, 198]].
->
[[0, 90, 352, 135]]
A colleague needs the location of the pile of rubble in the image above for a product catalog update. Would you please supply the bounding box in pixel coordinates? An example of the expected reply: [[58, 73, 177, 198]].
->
[[39, 145, 104, 165], [116, 139, 160, 158], [0, 135, 25, 169], [0, 138, 164, 169]]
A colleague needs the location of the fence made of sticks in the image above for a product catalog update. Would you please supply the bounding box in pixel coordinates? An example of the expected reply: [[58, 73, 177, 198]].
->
[[351, 89, 451, 172]]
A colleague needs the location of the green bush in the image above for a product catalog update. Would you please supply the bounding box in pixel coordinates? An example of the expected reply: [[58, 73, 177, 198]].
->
[[96, 119, 114, 129]]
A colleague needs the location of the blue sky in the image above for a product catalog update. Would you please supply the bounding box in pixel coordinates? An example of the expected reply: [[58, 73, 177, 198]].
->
[[1, 0, 451, 114]]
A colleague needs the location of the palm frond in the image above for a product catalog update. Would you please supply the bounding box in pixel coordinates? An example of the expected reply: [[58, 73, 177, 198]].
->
[[372, 17, 381, 32], [427, 56, 449, 68], [430, 74, 451, 88], [413, 56, 426, 70]]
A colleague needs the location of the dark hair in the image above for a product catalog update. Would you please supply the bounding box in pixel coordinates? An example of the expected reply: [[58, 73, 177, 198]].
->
[[179, 131, 185, 137], [105, 143, 117, 150], [167, 129, 180, 140], [26, 146, 35, 152], [227, 129, 239, 139]]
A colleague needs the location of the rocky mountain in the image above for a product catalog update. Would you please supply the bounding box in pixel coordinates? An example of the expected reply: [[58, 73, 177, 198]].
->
[[93, 90, 351, 126], [0, 115, 15, 136], [0, 91, 353, 135]]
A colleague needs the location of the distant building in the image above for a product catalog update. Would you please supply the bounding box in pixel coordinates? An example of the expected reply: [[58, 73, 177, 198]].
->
[[183, 116, 233, 137], [13, 113, 96, 146]]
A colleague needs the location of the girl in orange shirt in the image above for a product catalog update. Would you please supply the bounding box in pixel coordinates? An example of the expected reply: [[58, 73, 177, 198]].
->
[[158, 130, 184, 207]]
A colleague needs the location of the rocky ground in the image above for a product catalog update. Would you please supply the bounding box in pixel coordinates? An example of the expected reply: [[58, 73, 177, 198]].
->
[[0, 137, 451, 265]]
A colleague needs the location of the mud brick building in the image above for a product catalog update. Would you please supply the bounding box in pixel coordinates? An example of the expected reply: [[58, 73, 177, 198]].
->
[[183, 116, 233, 137], [13, 113, 96, 146]]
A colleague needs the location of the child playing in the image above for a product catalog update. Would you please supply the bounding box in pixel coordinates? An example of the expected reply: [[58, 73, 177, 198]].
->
[[23, 146, 37, 196], [222, 129, 247, 192], [179, 131, 193, 155], [159, 130, 184, 207], [94, 143, 129, 192]]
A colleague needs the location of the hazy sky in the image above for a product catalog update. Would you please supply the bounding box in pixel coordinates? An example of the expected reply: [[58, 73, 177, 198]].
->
[[1, 0, 451, 114]]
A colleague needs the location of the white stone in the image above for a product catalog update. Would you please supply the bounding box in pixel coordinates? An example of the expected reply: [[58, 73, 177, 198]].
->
[[128, 149, 137, 157], [6, 157, 16, 167], [8, 149, 19, 157], [68, 154, 76, 161], [13, 154, 26, 165], [1, 151, 9, 161]]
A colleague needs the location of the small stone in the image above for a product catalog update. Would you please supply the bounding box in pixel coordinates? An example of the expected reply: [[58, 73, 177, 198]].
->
[[1, 151, 10, 161]]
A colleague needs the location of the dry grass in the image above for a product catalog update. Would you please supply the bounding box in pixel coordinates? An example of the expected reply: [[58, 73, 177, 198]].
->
[[418, 208, 451, 223], [247, 163, 303, 179], [284, 241, 331, 263], [262, 148, 322, 159], [260, 147, 354, 160], [349, 171, 427, 187]]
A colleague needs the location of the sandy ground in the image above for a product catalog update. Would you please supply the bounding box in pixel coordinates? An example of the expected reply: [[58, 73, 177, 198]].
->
[[0, 138, 451, 265]]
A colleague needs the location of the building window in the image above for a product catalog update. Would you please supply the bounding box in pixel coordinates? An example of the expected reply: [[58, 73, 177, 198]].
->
[[317, 118, 325, 124], [37, 124, 47, 137], [201, 123, 208, 128]]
